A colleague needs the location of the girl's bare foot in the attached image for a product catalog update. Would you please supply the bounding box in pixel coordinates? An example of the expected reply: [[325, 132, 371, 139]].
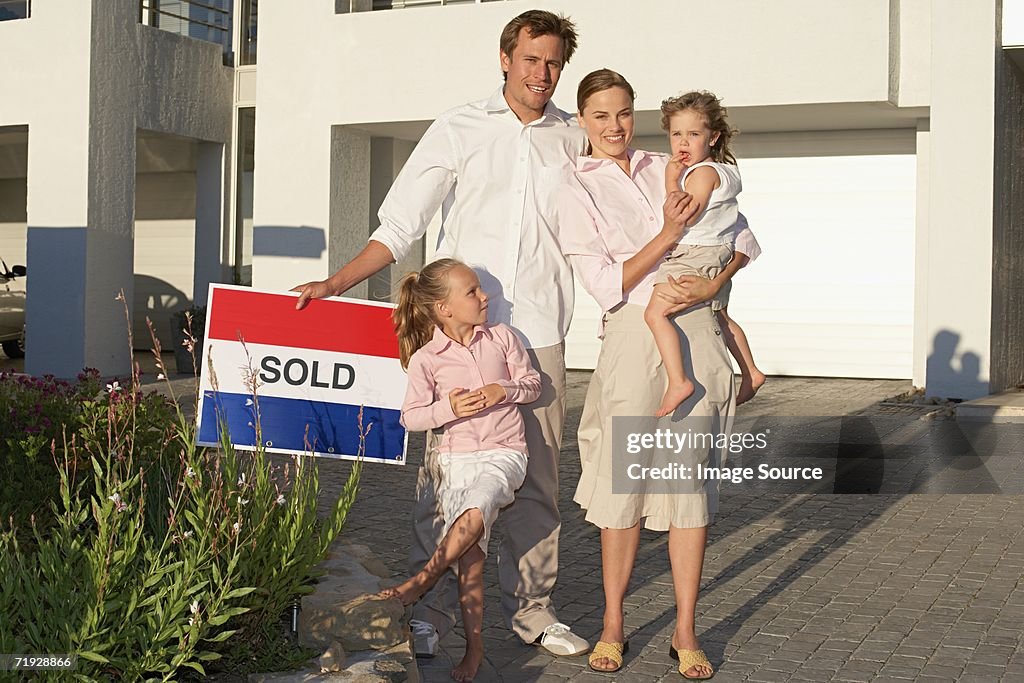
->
[[736, 370, 766, 406], [451, 643, 483, 682], [656, 379, 695, 417], [375, 573, 430, 606]]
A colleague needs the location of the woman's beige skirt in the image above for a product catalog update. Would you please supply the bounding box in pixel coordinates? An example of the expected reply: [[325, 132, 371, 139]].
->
[[573, 303, 735, 530]]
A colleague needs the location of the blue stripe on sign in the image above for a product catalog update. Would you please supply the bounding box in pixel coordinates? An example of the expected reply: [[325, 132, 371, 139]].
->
[[198, 391, 406, 462]]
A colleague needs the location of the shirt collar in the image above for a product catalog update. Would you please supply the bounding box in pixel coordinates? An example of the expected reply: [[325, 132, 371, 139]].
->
[[424, 324, 492, 354], [484, 86, 572, 125], [575, 148, 653, 176]]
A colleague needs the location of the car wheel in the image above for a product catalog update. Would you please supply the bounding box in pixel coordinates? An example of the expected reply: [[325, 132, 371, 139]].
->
[[2, 338, 24, 359]]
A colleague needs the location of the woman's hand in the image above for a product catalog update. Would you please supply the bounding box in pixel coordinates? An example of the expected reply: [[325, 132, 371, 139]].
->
[[655, 274, 722, 313], [661, 191, 699, 242]]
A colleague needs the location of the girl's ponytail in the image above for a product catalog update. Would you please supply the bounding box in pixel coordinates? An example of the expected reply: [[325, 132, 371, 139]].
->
[[392, 258, 461, 369]]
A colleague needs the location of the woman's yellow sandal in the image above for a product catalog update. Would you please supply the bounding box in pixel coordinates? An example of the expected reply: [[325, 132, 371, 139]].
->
[[670, 644, 715, 680], [588, 640, 629, 673]]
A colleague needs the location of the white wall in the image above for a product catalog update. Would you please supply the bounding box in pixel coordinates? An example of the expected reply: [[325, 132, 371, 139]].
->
[[922, 1, 997, 399], [252, 0, 901, 292], [1005, 0, 1024, 46], [0, 0, 233, 377], [134, 172, 196, 348]]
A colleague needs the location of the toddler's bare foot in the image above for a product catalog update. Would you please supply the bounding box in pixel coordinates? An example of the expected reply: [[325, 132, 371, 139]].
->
[[737, 370, 767, 406], [656, 379, 695, 417], [451, 643, 483, 682], [375, 574, 430, 606]]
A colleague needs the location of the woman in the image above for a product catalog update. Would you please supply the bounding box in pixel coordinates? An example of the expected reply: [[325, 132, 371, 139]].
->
[[558, 69, 758, 679]]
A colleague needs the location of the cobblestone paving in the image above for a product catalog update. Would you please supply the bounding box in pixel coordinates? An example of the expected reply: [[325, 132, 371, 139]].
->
[[308, 373, 1024, 682], [133, 364, 1024, 683]]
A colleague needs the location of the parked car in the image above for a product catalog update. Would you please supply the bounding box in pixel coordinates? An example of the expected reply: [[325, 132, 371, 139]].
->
[[0, 259, 26, 359]]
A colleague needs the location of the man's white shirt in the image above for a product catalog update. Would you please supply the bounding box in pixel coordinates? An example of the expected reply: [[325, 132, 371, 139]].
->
[[369, 87, 586, 349]]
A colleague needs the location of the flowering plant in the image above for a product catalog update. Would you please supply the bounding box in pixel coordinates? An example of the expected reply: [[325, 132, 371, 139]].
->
[[0, 296, 362, 678]]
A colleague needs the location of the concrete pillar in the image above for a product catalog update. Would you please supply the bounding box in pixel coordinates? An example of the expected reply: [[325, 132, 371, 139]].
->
[[923, 0, 998, 400], [990, 47, 1024, 392], [26, 0, 139, 378], [328, 125, 371, 299], [912, 119, 929, 389], [193, 141, 228, 307]]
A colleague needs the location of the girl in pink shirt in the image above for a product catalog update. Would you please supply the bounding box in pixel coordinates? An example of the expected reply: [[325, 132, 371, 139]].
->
[[377, 257, 541, 683]]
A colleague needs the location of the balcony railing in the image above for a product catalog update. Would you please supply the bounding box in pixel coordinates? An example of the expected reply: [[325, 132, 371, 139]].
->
[[0, 0, 29, 21], [374, 0, 509, 7], [337, 0, 509, 11], [139, 0, 233, 63]]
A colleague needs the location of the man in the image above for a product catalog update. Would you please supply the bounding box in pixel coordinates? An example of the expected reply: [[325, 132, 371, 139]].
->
[[294, 10, 593, 657]]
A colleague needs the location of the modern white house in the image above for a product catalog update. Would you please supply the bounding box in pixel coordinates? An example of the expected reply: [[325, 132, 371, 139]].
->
[[0, 0, 1021, 401]]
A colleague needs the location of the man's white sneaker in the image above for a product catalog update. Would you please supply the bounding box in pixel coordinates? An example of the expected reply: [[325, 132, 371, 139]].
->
[[410, 618, 439, 658], [535, 622, 590, 657]]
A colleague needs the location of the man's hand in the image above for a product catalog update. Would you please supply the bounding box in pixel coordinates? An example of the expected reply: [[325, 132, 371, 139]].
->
[[292, 279, 338, 311], [291, 241, 397, 310], [656, 274, 721, 314]]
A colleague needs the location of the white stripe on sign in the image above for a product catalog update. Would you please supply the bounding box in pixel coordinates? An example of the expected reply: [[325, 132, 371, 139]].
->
[[200, 340, 409, 409]]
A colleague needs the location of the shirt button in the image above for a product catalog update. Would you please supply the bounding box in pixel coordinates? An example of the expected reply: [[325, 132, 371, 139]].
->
[[649, 216, 655, 221]]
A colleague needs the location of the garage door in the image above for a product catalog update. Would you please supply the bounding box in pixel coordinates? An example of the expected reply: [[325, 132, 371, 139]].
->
[[565, 150, 916, 379]]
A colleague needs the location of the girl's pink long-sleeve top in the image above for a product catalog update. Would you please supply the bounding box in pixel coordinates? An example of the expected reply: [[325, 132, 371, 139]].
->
[[400, 323, 541, 455]]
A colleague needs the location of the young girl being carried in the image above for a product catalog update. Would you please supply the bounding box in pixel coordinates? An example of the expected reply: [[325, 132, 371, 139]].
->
[[377, 258, 540, 683], [645, 90, 767, 417]]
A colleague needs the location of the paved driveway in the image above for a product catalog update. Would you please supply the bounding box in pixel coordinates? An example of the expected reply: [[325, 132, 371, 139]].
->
[[318, 373, 1024, 682]]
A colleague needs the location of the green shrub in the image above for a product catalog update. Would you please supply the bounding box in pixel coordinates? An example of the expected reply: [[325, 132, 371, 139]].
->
[[0, 369, 176, 534], [0, 320, 363, 680]]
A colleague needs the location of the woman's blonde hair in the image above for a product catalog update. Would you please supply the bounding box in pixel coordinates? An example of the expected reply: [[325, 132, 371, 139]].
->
[[393, 258, 462, 369], [660, 90, 738, 165]]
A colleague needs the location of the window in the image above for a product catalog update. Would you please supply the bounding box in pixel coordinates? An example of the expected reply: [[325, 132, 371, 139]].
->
[[240, 0, 257, 65], [0, 0, 29, 21], [139, 0, 233, 63]]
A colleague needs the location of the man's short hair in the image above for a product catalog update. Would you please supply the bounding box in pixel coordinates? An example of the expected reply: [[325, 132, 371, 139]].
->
[[500, 9, 578, 66]]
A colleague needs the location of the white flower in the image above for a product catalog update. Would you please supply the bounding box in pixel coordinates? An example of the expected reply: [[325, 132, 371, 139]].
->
[[157, 373, 166, 380], [106, 381, 121, 394], [232, 521, 241, 534], [237, 496, 249, 507], [185, 467, 196, 479], [188, 616, 196, 626], [275, 494, 286, 506], [107, 492, 128, 512], [237, 472, 246, 487], [183, 530, 193, 539], [190, 599, 199, 615], [244, 398, 253, 407]]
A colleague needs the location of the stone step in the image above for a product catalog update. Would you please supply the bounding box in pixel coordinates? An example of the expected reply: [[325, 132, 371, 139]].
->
[[956, 387, 1024, 423], [250, 540, 419, 683]]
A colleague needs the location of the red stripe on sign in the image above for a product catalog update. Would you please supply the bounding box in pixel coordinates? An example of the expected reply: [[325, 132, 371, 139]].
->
[[206, 288, 399, 358]]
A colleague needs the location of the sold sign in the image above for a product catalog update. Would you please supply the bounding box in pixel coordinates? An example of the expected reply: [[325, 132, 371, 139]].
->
[[195, 285, 408, 464]]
